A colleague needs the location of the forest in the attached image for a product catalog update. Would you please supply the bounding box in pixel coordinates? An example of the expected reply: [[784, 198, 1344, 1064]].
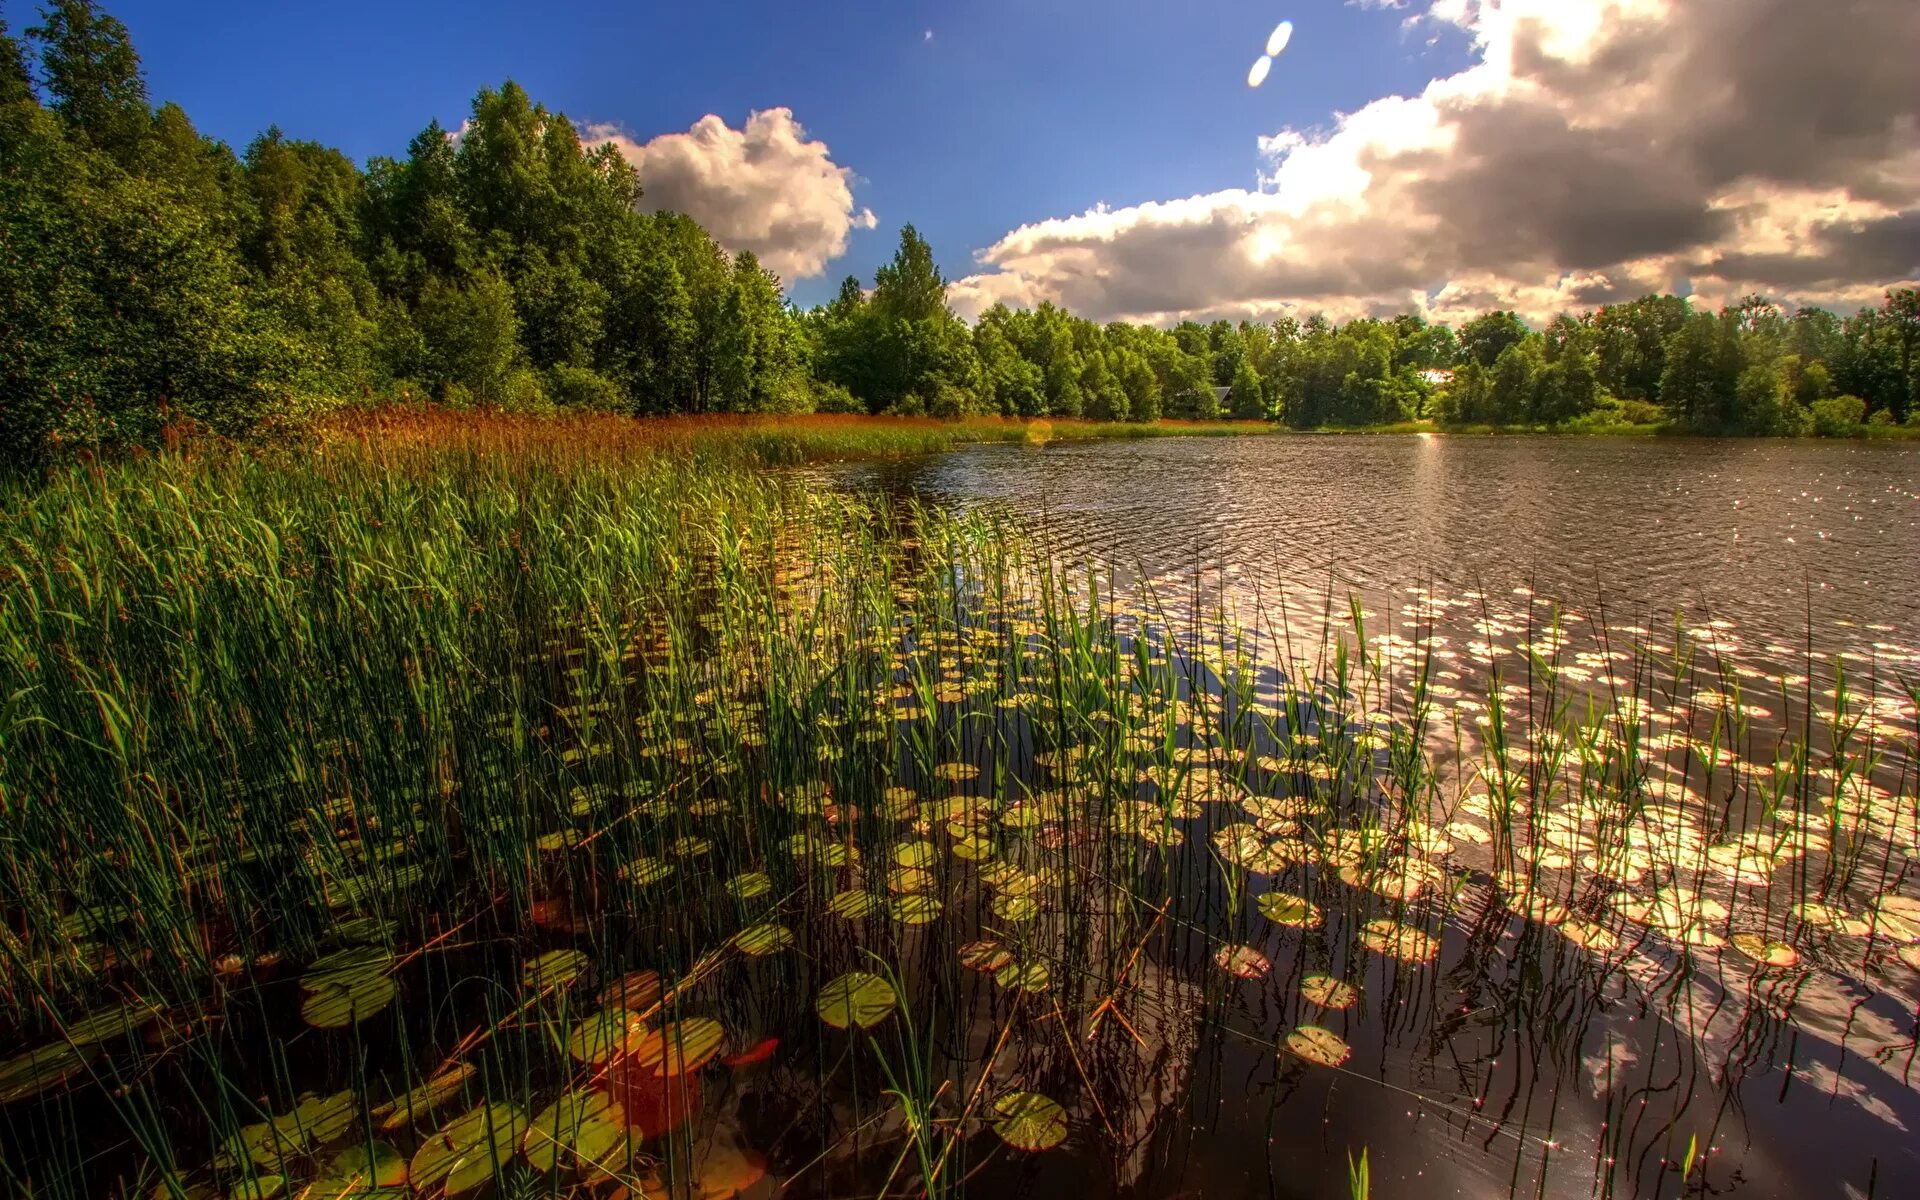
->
[[4, 0, 1918, 474]]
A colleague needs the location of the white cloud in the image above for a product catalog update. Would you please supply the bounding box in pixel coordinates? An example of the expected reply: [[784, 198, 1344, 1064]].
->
[[584, 108, 876, 281], [951, 0, 1920, 325]]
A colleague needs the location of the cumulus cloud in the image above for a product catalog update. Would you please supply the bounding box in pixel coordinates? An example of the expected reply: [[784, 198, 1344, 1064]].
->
[[585, 108, 876, 281], [951, 0, 1920, 324]]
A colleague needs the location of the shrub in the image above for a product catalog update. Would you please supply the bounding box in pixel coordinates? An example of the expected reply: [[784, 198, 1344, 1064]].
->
[[810, 381, 863, 414], [1809, 394, 1866, 437], [546, 364, 625, 411], [1866, 407, 1895, 427]]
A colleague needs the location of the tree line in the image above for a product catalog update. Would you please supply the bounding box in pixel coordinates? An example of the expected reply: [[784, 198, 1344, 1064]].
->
[[4, 2, 1917, 471]]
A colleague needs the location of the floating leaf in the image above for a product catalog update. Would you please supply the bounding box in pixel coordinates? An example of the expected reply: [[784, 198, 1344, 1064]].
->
[[0, 1041, 96, 1105], [732, 922, 795, 956], [1213, 944, 1271, 979], [521, 949, 590, 992], [375, 1062, 475, 1131], [599, 970, 663, 1013], [994, 959, 1052, 994], [568, 1010, 645, 1065], [816, 971, 897, 1030], [521, 1089, 630, 1174], [1301, 975, 1359, 1008], [300, 974, 396, 1029], [691, 1143, 769, 1198], [958, 940, 1013, 973], [991, 1092, 1068, 1150], [60, 999, 162, 1048], [726, 871, 771, 901], [891, 895, 942, 925], [1359, 918, 1439, 962], [894, 841, 936, 869], [1257, 891, 1322, 928], [624, 1018, 724, 1077], [1730, 932, 1800, 968], [1284, 1024, 1351, 1067], [409, 1104, 526, 1196], [306, 1141, 406, 1198], [828, 890, 877, 919]]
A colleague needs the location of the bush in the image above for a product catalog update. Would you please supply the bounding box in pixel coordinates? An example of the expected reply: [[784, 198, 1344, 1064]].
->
[[1866, 407, 1895, 427], [1809, 395, 1866, 437], [810, 381, 863, 414], [499, 368, 549, 411], [546, 364, 624, 410]]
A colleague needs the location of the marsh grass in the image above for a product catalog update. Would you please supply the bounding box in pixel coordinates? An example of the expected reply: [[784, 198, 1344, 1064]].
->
[[0, 413, 1913, 1198]]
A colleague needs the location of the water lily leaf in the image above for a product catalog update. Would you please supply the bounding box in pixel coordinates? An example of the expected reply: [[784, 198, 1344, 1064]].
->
[[1730, 932, 1800, 968], [958, 940, 1013, 973], [521, 949, 590, 992], [1284, 1024, 1351, 1068], [599, 969, 664, 1013], [894, 841, 936, 869], [306, 1141, 406, 1198], [1359, 918, 1439, 962], [624, 1017, 724, 1076], [568, 1010, 645, 1065], [620, 858, 673, 887], [890, 895, 942, 925], [732, 923, 795, 956], [1213, 945, 1271, 979], [828, 890, 877, 919], [300, 974, 396, 1029], [991, 892, 1038, 922], [0, 1041, 97, 1105], [1257, 891, 1323, 928], [375, 1062, 474, 1131], [409, 1104, 526, 1196], [691, 1143, 769, 1198], [991, 1092, 1068, 1150], [61, 999, 163, 1048], [521, 1089, 630, 1174], [726, 871, 771, 901], [1301, 974, 1359, 1008], [816, 971, 897, 1030], [994, 959, 1052, 994], [302, 945, 391, 990]]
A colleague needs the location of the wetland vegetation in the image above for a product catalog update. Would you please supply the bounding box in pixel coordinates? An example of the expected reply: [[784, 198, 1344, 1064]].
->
[[2, 412, 1917, 1199], [4, 5, 1920, 1198]]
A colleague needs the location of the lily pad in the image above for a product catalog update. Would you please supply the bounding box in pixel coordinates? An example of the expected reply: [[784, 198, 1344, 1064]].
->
[[0, 1041, 97, 1105], [1301, 974, 1359, 1008], [991, 1091, 1068, 1151], [1257, 891, 1323, 928], [828, 889, 878, 919], [624, 1017, 725, 1076], [375, 1062, 475, 1131], [1284, 1024, 1351, 1068], [599, 969, 663, 1013], [1730, 932, 1800, 968], [1359, 918, 1439, 963], [1213, 944, 1271, 979], [301, 974, 397, 1029], [306, 1141, 406, 1198], [408, 1103, 526, 1196], [726, 871, 772, 901], [521, 949, 591, 993], [994, 959, 1053, 994], [521, 1089, 630, 1174], [891, 895, 942, 925], [815, 971, 897, 1030], [958, 940, 1013, 973], [568, 1010, 645, 1065], [732, 923, 796, 957]]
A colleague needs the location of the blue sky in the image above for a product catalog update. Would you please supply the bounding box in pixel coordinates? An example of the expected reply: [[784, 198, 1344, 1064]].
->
[[91, 0, 1471, 307]]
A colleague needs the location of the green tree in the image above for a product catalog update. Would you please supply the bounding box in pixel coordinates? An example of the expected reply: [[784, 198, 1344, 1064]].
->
[[2, 15, 35, 106], [1229, 356, 1265, 419], [414, 270, 522, 404], [30, 0, 149, 165], [1457, 310, 1529, 369]]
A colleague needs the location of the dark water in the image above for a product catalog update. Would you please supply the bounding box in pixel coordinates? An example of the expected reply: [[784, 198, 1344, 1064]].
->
[[829, 434, 1920, 670]]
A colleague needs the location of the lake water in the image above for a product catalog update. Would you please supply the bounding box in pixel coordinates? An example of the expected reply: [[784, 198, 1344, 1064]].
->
[[832, 434, 1920, 674], [812, 434, 1920, 1200]]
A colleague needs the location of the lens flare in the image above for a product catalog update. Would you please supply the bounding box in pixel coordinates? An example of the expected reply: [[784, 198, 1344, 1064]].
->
[[1247, 55, 1273, 88]]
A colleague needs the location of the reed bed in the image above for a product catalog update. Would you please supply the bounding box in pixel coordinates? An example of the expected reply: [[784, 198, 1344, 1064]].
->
[[0, 416, 1914, 1199]]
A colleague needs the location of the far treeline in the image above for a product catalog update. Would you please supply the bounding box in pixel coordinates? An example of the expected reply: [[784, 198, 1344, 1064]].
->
[[4, 2, 1918, 473]]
